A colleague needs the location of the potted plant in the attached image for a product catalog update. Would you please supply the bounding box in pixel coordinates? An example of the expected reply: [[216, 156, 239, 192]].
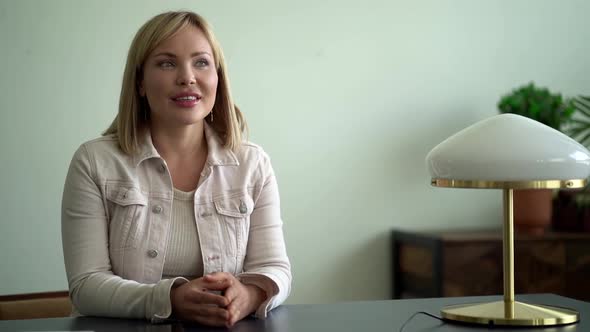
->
[[553, 96, 590, 232], [497, 82, 576, 234], [498, 82, 575, 128]]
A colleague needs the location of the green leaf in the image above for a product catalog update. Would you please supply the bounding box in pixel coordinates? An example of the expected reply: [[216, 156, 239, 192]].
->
[[569, 119, 590, 126], [578, 131, 590, 146]]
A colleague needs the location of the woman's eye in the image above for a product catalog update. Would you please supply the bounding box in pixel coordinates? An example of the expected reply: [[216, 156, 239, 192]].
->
[[158, 61, 174, 68], [194, 59, 209, 67]]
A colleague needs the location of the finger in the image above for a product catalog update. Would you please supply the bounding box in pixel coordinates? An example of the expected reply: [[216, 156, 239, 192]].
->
[[185, 288, 229, 307], [189, 305, 230, 327], [192, 278, 232, 294], [224, 305, 240, 329], [228, 306, 242, 327], [226, 299, 244, 321], [201, 278, 233, 292], [203, 272, 235, 284], [192, 310, 229, 327], [223, 284, 239, 303], [192, 304, 230, 319], [203, 271, 231, 279], [203, 279, 233, 292], [227, 301, 239, 316]]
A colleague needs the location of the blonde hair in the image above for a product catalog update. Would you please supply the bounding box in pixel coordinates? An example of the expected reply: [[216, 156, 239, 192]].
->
[[104, 11, 247, 154]]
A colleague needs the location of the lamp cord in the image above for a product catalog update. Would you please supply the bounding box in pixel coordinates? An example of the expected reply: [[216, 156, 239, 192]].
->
[[398, 311, 444, 332]]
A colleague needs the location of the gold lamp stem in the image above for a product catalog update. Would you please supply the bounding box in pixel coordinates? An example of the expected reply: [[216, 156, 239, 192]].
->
[[503, 188, 514, 318]]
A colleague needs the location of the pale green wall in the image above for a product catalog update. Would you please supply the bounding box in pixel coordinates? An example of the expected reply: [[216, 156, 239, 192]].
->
[[1, 0, 589, 304]]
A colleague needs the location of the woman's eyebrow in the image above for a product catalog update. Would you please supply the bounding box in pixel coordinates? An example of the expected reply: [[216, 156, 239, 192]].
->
[[153, 51, 212, 58]]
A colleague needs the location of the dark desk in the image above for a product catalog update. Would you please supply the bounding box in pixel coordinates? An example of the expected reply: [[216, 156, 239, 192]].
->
[[1, 294, 588, 331]]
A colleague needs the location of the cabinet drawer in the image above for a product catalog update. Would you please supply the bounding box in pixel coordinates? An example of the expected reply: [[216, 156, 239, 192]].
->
[[392, 229, 590, 301]]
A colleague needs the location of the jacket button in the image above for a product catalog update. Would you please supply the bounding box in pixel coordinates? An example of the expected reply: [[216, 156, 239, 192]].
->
[[158, 164, 166, 173], [239, 200, 247, 214], [147, 249, 158, 258], [152, 205, 162, 214]]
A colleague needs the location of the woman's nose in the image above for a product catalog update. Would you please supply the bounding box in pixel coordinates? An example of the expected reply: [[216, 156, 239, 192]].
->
[[176, 65, 196, 86]]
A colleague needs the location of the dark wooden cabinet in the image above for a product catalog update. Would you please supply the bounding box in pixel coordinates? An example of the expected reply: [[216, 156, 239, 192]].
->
[[392, 229, 590, 301]]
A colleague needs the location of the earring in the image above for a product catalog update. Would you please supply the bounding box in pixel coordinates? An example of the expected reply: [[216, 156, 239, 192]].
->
[[210, 111, 213, 122]]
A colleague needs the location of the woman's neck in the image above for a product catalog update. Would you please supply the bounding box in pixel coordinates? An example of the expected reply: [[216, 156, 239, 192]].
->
[[150, 121, 207, 163]]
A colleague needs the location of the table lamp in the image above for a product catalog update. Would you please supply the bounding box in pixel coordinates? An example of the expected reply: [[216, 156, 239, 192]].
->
[[426, 113, 590, 326]]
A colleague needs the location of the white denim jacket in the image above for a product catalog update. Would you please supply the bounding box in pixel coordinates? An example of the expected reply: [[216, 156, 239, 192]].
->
[[61, 124, 291, 322]]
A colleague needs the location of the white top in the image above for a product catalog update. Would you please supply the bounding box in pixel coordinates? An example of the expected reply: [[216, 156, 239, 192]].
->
[[162, 188, 203, 279]]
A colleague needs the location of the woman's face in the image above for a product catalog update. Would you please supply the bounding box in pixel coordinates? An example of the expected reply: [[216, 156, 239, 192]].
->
[[140, 25, 218, 128]]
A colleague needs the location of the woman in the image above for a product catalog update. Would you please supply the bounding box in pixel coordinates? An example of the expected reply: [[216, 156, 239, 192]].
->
[[61, 11, 291, 327]]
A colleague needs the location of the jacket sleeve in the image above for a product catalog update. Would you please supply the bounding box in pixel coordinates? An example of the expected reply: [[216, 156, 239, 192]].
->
[[61, 144, 187, 322], [237, 149, 292, 318]]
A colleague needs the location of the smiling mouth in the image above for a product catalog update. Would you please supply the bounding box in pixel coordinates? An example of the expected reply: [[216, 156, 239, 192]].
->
[[171, 95, 201, 108], [172, 96, 201, 101]]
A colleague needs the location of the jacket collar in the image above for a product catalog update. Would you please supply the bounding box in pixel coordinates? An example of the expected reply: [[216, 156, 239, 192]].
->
[[203, 122, 239, 166], [133, 122, 239, 167]]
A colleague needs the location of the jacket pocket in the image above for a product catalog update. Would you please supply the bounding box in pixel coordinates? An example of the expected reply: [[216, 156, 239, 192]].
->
[[214, 193, 253, 273], [106, 183, 148, 250]]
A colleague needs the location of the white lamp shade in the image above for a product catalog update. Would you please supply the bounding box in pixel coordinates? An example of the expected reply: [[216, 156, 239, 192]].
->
[[426, 114, 590, 181]]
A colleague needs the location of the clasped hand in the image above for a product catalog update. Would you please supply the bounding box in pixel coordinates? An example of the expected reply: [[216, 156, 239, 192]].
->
[[170, 272, 266, 327]]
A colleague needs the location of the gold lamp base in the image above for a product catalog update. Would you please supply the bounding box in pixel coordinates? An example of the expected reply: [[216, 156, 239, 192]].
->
[[431, 179, 587, 328], [441, 300, 579, 326]]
